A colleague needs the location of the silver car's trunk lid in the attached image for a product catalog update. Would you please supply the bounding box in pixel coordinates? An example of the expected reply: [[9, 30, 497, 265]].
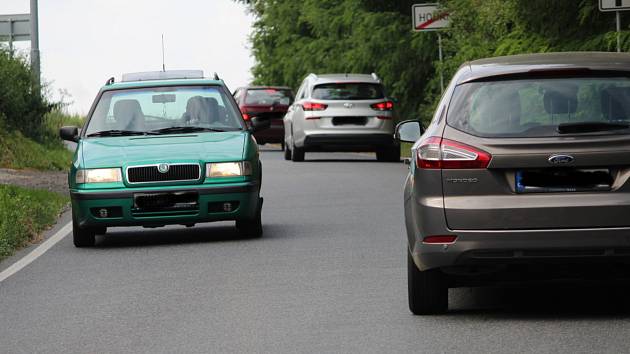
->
[[441, 126, 630, 230]]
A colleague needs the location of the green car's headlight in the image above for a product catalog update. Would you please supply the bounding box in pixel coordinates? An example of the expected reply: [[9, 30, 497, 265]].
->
[[76, 168, 122, 184], [206, 161, 252, 178]]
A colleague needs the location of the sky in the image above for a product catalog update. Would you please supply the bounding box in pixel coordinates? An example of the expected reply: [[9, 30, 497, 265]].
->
[[0, 0, 255, 114]]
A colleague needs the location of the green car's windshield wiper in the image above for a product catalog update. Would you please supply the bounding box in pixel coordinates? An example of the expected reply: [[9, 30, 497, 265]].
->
[[150, 126, 229, 134], [86, 130, 156, 137], [557, 121, 630, 134]]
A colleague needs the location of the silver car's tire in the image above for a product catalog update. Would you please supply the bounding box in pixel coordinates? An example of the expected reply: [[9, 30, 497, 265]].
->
[[408, 250, 448, 315], [284, 143, 292, 160], [72, 215, 96, 248], [291, 143, 305, 162], [377, 146, 401, 162]]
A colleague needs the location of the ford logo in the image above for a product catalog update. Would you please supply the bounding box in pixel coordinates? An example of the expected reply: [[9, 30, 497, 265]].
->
[[548, 154, 574, 165], [157, 163, 170, 173]]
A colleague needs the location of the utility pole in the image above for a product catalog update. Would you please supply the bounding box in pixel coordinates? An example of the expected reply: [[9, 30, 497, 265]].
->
[[30, 0, 40, 91], [617, 10, 622, 52]]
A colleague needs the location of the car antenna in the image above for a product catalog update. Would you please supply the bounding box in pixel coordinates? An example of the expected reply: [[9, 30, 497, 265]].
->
[[161, 34, 166, 72]]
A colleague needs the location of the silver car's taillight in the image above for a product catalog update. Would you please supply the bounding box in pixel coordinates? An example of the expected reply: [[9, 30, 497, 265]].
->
[[416, 136, 491, 169]]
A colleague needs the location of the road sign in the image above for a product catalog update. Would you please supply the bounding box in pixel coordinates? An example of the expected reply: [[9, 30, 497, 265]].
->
[[412, 4, 449, 32], [600, 0, 630, 12], [0, 14, 30, 43]]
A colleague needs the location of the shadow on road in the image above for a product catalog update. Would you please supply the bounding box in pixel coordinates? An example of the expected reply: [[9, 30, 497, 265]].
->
[[447, 282, 630, 319], [95, 223, 257, 248]]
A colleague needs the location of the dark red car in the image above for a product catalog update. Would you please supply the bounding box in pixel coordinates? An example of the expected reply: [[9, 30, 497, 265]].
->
[[233, 86, 294, 149]]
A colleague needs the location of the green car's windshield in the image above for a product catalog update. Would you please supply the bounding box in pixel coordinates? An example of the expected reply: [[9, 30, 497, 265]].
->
[[447, 77, 630, 137], [85, 85, 244, 136]]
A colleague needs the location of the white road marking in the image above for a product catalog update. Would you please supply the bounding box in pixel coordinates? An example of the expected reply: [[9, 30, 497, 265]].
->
[[0, 222, 72, 283]]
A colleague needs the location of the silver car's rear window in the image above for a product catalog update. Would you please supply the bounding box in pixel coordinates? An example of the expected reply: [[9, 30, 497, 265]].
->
[[312, 83, 384, 100], [447, 77, 630, 137]]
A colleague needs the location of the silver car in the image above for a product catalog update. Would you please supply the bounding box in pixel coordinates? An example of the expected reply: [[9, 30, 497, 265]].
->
[[283, 73, 399, 161], [396, 52, 630, 315]]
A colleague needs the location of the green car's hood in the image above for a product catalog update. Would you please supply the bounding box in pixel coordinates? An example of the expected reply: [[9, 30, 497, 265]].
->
[[79, 132, 246, 168]]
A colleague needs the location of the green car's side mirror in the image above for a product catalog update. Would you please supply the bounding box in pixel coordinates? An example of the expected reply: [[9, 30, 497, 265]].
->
[[394, 120, 424, 143], [60, 126, 79, 142]]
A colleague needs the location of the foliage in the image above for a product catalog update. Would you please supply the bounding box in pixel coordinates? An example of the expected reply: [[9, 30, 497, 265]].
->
[[0, 48, 54, 141], [239, 0, 628, 124], [0, 184, 67, 260]]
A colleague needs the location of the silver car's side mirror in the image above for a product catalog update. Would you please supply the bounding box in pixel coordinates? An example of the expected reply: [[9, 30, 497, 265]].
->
[[395, 120, 424, 143]]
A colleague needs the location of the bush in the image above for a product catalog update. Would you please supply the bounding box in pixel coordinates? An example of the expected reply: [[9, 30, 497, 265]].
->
[[0, 48, 53, 142]]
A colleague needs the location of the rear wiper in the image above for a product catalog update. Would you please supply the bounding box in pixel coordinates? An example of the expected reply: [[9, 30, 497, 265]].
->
[[557, 121, 630, 134], [86, 130, 155, 137], [150, 126, 227, 134]]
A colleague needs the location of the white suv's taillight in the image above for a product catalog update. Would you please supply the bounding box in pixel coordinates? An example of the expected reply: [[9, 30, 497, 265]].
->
[[416, 137, 491, 169]]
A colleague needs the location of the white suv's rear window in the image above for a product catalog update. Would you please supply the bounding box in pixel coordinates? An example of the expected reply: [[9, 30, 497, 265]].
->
[[312, 83, 384, 100], [448, 77, 630, 137]]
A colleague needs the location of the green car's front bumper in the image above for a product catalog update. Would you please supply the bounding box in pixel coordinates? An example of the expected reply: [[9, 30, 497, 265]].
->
[[70, 181, 260, 228]]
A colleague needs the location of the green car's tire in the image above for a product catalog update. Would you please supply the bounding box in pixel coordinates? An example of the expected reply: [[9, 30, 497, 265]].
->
[[291, 143, 305, 162], [237, 198, 263, 238], [72, 215, 96, 248], [408, 250, 448, 315]]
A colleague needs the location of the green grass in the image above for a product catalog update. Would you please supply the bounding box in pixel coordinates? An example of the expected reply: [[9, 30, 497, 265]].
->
[[0, 185, 68, 260], [44, 109, 85, 131], [401, 142, 414, 158], [0, 110, 82, 171], [0, 129, 73, 170]]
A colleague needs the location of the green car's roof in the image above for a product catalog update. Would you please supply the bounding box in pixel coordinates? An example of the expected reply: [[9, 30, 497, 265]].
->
[[101, 78, 225, 92]]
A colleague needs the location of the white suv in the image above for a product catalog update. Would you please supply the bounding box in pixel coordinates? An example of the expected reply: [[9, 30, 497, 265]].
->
[[283, 73, 399, 162]]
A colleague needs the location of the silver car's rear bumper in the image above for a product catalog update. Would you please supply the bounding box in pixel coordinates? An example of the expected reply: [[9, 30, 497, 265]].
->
[[410, 226, 630, 271]]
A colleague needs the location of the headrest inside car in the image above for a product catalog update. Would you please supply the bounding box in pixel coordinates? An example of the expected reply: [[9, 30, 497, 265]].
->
[[543, 84, 578, 114]]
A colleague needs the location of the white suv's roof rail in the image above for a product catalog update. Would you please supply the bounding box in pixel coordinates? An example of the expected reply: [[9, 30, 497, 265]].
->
[[121, 70, 205, 82], [307, 73, 381, 82]]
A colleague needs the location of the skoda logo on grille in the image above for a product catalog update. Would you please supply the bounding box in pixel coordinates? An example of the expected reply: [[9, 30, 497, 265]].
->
[[157, 163, 170, 173], [548, 154, 574, 165]]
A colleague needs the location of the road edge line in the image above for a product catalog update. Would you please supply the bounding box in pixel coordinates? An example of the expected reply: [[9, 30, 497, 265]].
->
[[0, 221, 72, 283]]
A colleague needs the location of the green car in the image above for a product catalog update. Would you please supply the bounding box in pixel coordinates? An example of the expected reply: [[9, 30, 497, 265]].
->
[[60, 70, 269, 247]]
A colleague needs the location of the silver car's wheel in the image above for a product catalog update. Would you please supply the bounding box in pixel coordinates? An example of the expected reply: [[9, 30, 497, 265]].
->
[[377, 146, 401, 162], [284, 144, 292, 160], [291, 141, 305, 162], [408, 250, 448, 315]]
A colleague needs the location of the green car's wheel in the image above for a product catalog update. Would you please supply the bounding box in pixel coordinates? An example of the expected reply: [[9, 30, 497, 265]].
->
[[72, 215, 96, 248], [408, 250, 448, 315], [237, 198, 263, 238]]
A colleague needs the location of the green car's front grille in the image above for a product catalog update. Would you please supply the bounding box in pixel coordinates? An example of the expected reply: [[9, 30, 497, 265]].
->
[[127, 164, 201, 183]]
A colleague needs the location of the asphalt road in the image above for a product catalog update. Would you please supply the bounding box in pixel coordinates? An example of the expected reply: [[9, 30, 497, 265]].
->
[[2, 148, 630, 353]]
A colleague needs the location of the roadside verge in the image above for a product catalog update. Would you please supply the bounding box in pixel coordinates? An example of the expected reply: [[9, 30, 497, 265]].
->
[[0, 184, 68, 261]]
